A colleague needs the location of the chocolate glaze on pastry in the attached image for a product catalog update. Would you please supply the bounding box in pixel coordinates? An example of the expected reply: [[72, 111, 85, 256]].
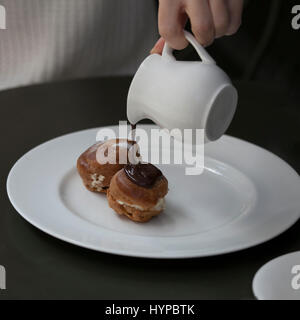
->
[[124, 163, 162, 188]]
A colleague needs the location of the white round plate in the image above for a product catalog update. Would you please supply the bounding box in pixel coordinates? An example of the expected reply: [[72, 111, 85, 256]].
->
[[7, 125, 300, 258], [253, 251, 300, 300]]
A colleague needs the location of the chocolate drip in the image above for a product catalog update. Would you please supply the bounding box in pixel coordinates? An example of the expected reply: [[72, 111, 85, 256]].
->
[[130, 123, 136, 142], [124, 163, 162, 188]]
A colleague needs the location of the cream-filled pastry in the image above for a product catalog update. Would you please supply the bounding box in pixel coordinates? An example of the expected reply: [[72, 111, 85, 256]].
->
[[77, 139, 139, 193], [107, 163, 168, 222]]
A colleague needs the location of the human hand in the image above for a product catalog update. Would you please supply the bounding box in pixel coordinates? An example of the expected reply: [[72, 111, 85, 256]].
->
[[151, 0, 243, 54]]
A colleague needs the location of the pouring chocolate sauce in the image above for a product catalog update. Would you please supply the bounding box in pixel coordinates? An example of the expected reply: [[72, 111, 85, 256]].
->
[[130, 123, 136, 142], [127, 122, 162, 188]]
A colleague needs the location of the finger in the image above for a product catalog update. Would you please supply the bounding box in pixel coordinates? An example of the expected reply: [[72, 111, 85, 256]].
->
[[186, 0, 215, 47], [150, 37, 166, 55], [158, 0, 188, 50], [226, 0, 243, 35], [209, 0, 230, 38]]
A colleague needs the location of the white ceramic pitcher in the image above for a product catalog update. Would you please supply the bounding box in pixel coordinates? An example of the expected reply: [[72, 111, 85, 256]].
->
[[127, 31, 238, 143]]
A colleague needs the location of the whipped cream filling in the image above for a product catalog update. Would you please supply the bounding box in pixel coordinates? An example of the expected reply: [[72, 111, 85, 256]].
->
[[152, 197, 165, 211], [117, 197, 165, 212], [90, 173, 105, 191]]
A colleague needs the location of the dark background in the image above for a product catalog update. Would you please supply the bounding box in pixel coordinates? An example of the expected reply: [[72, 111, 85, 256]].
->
[[0, 0, 299, 300]]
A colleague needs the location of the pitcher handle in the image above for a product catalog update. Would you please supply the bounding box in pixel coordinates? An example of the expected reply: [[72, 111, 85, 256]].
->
[[162, 30, 216, 64]]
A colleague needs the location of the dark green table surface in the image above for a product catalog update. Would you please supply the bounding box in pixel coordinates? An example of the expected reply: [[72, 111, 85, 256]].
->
[[0, 77, 299, 299]]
